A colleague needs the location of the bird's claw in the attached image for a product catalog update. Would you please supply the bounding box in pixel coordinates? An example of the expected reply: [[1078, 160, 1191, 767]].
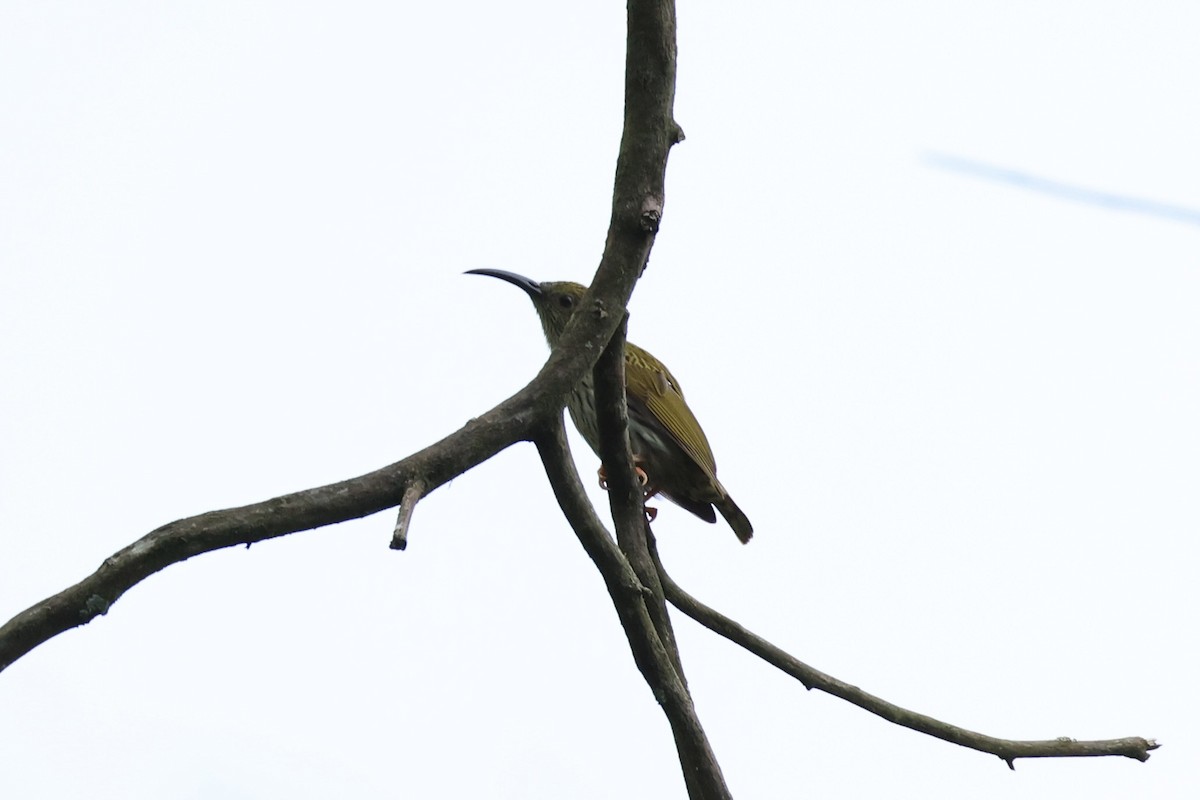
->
[[596, 464, 657, 524], [597, 463, 650, 490]]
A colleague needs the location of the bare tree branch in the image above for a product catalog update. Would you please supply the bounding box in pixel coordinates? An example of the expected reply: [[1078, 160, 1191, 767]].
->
[[0, 398, 534, 673], [647, 532, 1160, 767], [0, 242, 652, 672], [593, 317, 687, 682], [592, 317, 730, 799], [576, 1, 737, 788], [533, 419, 730, 800]]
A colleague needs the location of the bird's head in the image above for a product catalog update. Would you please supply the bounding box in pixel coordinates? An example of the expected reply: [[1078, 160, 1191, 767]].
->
[[465, 269, 588, 348]]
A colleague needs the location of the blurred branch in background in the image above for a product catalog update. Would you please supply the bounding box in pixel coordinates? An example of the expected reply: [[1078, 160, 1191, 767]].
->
[[924, 151, 1200, 227]]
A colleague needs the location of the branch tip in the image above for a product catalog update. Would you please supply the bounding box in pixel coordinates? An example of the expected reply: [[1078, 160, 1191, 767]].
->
[[639, 205, 663, 233], [390, 480, 426, 551]]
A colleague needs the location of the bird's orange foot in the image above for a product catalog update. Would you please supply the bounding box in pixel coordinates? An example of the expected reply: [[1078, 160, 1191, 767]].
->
[[597, 463, 650, 490]]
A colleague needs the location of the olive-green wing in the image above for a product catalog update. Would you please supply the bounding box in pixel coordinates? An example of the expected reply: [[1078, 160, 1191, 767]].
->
[[624, 344, 718, 480]]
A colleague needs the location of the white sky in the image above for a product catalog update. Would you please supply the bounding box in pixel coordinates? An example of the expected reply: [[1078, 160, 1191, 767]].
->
[[2, 2, 1197, 798]]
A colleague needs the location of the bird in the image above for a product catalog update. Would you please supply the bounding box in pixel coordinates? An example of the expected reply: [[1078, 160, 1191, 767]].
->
[[466, 269, 753, 543]]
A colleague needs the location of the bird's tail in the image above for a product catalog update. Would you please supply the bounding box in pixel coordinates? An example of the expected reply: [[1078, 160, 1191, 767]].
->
[[714, 494, 753, 544]]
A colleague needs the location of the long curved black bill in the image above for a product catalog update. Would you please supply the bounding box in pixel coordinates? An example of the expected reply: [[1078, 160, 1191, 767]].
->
[[464, 269, 543, 298]]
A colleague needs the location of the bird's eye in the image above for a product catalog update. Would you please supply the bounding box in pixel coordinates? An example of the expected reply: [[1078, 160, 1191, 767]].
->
[[558, 295, 575, 309]]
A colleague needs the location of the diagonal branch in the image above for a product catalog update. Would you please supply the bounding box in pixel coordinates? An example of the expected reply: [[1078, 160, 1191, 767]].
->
[[647, 532, 1160, 768], [533, 419, 730, 800], [592, 316, 728, 798], [0, 242, 648, 673], [0, 393, 538, 673], [593, 316, 687, 683]]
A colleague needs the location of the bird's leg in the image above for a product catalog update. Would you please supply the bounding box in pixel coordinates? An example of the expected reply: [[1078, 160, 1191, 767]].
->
[[640, 470, 661, 524], [596, 458, 659, 523]]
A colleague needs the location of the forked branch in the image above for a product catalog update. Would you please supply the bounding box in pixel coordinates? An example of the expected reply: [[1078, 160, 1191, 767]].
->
[[591, 318, 729, 799], [534, 418, 730, 800], [594, 318, 688, 682]]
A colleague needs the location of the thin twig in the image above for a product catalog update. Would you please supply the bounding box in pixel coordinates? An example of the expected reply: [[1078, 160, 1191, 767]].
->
[[390, 480, 426, 550], [647, 533, 1160, 767]]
